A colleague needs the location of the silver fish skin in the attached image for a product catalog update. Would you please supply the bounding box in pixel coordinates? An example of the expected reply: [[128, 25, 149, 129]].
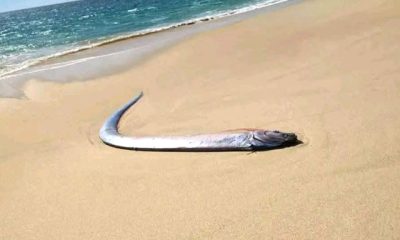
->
[[99, 92, 298, 151]]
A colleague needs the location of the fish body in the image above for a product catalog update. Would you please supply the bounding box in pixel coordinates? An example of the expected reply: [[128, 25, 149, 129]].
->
[[99, 92, 298, 151]]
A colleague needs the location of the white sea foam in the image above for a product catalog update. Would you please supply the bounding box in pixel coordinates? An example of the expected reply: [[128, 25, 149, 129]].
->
[[79, 15, 90, 20]]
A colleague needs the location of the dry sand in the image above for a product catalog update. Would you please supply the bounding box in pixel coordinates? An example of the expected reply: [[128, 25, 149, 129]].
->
[[1, 0, 400, 239]]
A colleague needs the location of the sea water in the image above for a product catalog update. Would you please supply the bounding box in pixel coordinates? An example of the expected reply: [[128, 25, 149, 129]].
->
[[0, 0, 289, 78]]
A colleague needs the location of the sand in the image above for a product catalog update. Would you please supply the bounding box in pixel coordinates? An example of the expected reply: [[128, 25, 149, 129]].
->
[[1, 0, 400, 238]]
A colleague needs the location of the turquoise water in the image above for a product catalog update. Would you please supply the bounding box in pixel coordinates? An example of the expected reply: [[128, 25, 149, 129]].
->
[[0, 0, 289, 77]]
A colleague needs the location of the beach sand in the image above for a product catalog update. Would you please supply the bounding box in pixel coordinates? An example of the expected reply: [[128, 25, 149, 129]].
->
[[1, 0, 400, 238]]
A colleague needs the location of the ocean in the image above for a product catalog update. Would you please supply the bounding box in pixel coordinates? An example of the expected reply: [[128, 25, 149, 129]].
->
[[0, 0, 289, 78]]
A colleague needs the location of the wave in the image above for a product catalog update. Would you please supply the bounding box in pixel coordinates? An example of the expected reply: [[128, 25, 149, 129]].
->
[[0, 0, 290, 79]]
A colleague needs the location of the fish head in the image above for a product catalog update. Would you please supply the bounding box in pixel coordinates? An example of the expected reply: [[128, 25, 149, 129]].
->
[[250, 130, 299, 150]]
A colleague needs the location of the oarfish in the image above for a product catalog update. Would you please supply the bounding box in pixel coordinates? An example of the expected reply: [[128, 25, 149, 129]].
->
[[99, 92, 299, 151]]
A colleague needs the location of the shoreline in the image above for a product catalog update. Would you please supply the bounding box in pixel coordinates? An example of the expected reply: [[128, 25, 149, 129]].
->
[[0, 0, 298, 98]]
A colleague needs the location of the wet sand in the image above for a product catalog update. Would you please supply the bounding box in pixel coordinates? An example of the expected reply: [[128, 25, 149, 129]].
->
[[1, 0, 400, 239]]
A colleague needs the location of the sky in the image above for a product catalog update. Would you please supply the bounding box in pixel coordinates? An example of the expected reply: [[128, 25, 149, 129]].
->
[[0, 0, 76, 13]]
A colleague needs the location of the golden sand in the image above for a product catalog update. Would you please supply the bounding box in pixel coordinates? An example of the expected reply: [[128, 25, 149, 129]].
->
[[1, 0, 400, 238]]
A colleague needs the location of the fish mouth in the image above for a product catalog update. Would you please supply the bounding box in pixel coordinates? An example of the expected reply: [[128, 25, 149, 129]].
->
[[250, 131, 302, 151], [277, 132, 302, 148], [283, 133, 298, 143]]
